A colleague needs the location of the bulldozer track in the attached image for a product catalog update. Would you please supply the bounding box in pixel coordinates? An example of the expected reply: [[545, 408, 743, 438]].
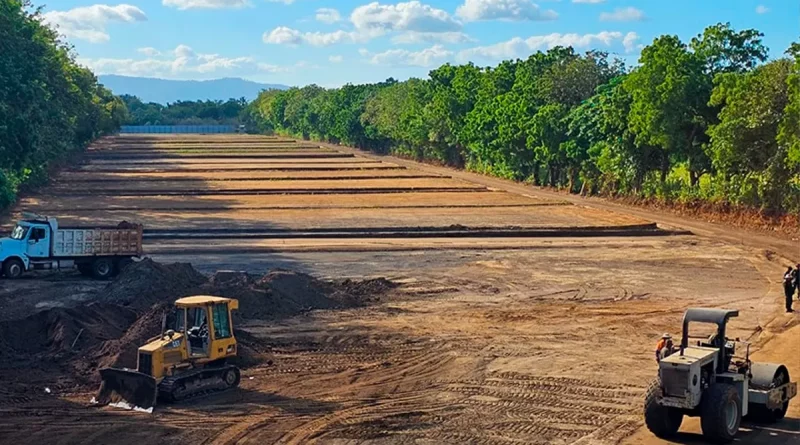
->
[[159, 366, 240, 404]]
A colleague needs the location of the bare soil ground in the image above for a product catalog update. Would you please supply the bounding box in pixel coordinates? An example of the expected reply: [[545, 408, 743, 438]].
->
[[0, 134, 797, 445]]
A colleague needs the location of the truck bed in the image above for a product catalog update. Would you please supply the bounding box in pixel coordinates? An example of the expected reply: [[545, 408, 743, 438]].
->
[[53, 225, 143, 257]]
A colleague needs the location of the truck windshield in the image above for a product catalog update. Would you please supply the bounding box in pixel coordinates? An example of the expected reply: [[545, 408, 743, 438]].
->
[[10, 225, 28, 240]]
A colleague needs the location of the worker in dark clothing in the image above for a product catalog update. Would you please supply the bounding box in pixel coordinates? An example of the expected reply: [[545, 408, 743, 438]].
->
[[784, 267, 796, 313]]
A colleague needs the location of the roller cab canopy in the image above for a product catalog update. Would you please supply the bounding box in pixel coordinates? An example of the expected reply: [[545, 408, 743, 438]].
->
[[683, 308, 739, 325], [175, 295, 238, 310]]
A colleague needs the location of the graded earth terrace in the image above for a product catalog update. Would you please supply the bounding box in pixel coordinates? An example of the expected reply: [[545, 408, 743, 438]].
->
[[0, 134, 796, 445]]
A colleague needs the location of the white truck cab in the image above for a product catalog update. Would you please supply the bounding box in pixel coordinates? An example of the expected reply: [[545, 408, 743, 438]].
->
[[1, 218, 58, 271]]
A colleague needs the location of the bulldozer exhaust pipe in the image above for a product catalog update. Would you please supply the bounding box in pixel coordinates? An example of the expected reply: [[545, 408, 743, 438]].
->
[[94, 368, 158, 412]]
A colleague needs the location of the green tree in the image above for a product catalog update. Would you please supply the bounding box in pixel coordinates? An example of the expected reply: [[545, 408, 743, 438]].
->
[[780, 42, 800, 168], [690, 23, 768, 76], [0, 0, 125, 209], [625, 35, 710, 186], [708, 59, 793, 209]]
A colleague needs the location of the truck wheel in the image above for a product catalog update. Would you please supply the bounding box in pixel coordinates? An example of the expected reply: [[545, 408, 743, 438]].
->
[[644, 378, 683, 438], [701, 383, 741, 443], [91, 258, 114, 280], [2, 258, 24, 279]]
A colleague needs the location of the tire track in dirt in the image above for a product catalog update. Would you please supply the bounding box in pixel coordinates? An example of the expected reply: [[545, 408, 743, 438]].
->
[[273, 394, 437, 445]]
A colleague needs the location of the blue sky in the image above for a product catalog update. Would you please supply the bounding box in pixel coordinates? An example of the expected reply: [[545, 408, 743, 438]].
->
[[40, 0, 799, 88]]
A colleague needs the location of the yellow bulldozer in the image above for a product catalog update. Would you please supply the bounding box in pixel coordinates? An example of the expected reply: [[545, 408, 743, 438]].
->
[[95, 296, 241, 410]]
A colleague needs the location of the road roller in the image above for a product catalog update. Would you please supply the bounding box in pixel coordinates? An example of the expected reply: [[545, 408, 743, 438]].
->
[[644, 308, 796, 443]]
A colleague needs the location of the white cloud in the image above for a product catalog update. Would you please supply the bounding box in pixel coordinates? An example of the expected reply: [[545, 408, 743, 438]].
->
[[195, 55, 254, 73], [42, 4, 146, 43], [455, 0, 558, 22], [329, 55, 344, 63], [457, 38, 528, 62], [303, 30, 362, 46], [266, 1, 466, 47], [263, 27, 380, 46], [316, 8, 342, 24], [162, 0, 250, 10], [572, 0, 604, 3], [173, 44, 195, 58], [392, 31, 474, 44], [137, 47, 160, 57], [80, 44, 269, 78], [351, 1, 462, 33], [622, 31, 639, 53], [599, 7, 645, 22], [755, 4, 769, 14], [457, 31, 627, 62], [266, 0, 296, 3], [366, 44, 453, 67], [263, 26, 303, 45]]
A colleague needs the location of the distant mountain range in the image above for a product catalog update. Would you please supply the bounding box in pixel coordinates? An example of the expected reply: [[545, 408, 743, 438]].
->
[[98, 75, 289, 104]]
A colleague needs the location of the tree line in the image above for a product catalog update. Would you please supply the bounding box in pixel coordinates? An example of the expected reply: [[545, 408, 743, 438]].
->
[[248, 23, 800, 214], [0, 1, 127, 209], [120, 95, 249, 126]]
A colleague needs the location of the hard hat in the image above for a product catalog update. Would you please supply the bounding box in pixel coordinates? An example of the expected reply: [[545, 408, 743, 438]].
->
[[662, 333, 672, 340]]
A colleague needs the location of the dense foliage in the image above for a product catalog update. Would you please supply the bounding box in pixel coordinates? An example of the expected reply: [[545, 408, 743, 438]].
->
[[120, 95, 249, 126], [250, 23, 800, 214], [0, 1, 126, 208]]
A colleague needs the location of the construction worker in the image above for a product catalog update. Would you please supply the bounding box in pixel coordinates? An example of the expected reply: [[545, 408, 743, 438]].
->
[[656, 334, 674, 362], [784, 267, 795, 313]]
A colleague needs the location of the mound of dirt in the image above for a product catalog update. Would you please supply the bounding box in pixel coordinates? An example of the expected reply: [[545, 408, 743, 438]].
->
[[73, 303, 172, 383], [202, 269, 338, 321], [0, 261, 398, 392], [101, 258, 207, 311], [209, 270, 257, 288], [0, 303, 138, 364], [329, 278, 398, 306]]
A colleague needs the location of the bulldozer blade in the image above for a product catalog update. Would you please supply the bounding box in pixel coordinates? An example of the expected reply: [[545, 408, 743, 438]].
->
[[94, 368, 158, 411]]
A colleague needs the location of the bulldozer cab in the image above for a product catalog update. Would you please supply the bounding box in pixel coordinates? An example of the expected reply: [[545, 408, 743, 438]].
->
[[178, 306, 210, 357], [175, 296, 238, 361]]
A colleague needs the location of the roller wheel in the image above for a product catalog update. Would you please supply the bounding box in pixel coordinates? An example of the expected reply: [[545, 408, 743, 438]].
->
[[91, 258, 114, 280], [644, 377, 683, 438], [2, 258, 24, 279], [749, 367, 790, 423], [701, 383, 741, 443]]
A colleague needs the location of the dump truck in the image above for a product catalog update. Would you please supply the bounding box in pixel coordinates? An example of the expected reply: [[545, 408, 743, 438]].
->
[[0, 213, 143, 279], [94, 296, 241, 411], [645, 308, 797, 443]]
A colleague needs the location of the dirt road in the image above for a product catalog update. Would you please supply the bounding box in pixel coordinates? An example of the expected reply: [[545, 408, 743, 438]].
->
[[0, 134, 797, 444]]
